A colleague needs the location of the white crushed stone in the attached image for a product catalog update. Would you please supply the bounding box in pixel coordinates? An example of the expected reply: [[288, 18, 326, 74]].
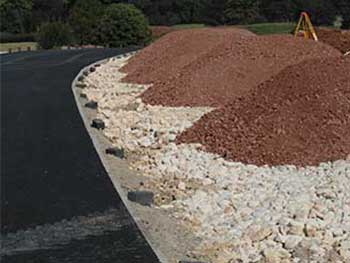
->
[[82, 55, 350, 263], [84, 56, 212, 153]]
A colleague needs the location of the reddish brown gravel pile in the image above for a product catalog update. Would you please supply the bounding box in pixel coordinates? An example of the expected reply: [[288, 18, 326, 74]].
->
[[150, 26, 174, 39], [177, 56, 350, 166], [121, 28, 255, 85], [122, 29, 340, 107], [317, 28, 350, 54]]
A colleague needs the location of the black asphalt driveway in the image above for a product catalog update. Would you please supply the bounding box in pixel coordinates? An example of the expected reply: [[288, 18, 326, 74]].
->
[[1, 49, 159, 262]]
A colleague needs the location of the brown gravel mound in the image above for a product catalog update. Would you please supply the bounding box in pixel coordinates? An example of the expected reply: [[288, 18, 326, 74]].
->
[[120, 28, 255, 85], [126, 32, 340, 107], [150, 26, 174, 39], [317, 28, 350, 54], [177, 56, 350, 167]]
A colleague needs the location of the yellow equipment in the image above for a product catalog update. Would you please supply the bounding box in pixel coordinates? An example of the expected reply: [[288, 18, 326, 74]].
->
[[294, 12, 318, 41]]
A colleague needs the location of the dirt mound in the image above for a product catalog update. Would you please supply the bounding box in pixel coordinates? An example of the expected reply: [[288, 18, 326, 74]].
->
[[120, 28, 256, 85], [150, 26, 174, 39], [177, 56, 350, 166], [317, 28, 350, 54], [139, 34, 341, 107]]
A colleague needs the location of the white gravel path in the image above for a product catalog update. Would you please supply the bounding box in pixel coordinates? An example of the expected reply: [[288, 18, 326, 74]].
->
[[82, 55, 350, 263]]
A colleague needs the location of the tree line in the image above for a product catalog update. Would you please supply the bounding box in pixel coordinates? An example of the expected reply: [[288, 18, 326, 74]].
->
[[1, 0, 349, 34]]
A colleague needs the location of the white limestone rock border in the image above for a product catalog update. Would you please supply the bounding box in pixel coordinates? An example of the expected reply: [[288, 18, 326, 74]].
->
[[83, 54, 350, 263]]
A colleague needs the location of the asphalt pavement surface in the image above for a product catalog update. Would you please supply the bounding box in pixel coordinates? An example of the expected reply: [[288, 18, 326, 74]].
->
[[1, 49, 159, 262]]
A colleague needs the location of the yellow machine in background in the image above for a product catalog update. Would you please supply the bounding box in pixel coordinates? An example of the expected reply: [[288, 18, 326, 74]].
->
[[294, 12, 318, 41]]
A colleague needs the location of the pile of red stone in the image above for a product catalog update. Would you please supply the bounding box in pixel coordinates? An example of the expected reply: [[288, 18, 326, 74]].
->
[[317, 28, 350, 54], [177, 56, 350, 166], [121, 28, 348, 166], [122, 29, 340, 107], [121, 28, 255, 86], [150, 26, 174, 39]]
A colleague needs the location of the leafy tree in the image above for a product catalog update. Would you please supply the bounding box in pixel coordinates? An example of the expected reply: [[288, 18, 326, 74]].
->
[[334, 0, 350, 29], [342, 19, 350, 29], [171, 0, 206, 24], [225, 0, 260, 24], [291, 0, 337, 26], [94, 3, 151, 47], [63, 0, 78, 9], [0, 0, 32, 33], [32, 0, 66, 27], [37, 22, 75, 49], [69, 0, 105, 44], [260, 0, 294, 22], [202, 0, 227, 25]]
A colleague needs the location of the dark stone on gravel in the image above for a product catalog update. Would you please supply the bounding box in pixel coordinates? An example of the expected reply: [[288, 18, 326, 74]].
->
[[91, 119, 105, 130], [77, 76, 84, 82], [127, 191, 154, 206], [85, 101, 98, 109], [80, 93, 87, 99], [89, 67, 96, 73], [76, 83, 86, 89], [179, 261, 207, 263], [83, 70, 89, 76], [105, 147, 125, 159]]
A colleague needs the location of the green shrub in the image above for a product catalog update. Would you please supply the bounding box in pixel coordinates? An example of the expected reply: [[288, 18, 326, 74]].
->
[[0, 0, 32, 33], [0, 32, 36, 43], [94, 3, 151, 48], [37, 22, 75, 49], [69, 0, 105, 45], [342, 19, 350, 29]]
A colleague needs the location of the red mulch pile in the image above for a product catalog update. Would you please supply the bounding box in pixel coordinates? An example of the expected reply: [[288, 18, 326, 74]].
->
[[122, 29, 341, 107], [150, 26, 174, 39], [177, 56, 350, 166], [317, 28, 350, 54], [120, 28, 255, 85]]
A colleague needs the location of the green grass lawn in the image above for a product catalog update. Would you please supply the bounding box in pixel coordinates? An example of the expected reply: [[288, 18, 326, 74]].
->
[[170, 22, 296, 35], [172, 24, 205, 29], [0, 42, 38, 52], [242, 22, 296, 35]]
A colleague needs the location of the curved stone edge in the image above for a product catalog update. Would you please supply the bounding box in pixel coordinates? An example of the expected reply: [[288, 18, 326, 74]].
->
[[71, 52, 169, 263]]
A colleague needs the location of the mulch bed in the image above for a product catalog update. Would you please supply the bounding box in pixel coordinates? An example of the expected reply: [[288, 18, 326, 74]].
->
[[177, 56, 350, 166]]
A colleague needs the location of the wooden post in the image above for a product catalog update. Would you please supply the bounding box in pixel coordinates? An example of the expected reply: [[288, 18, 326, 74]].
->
[[27, 46, 31, 51], [9, 48, 12, 54]]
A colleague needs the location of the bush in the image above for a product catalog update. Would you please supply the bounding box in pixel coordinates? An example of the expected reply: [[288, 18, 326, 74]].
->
[[37, 22, 75, 49], [0, 32, 36, 43], [225, 0, 260, 25], [69, 0, 105, 45], [342, 19, 350, 29], [94, 3, 151, 48], [0, 0, 32, 33]]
